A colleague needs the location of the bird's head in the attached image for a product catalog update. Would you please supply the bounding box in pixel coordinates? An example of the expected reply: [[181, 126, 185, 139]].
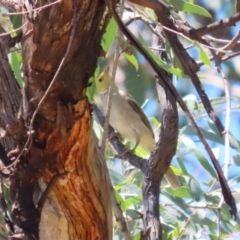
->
[[95, 67, 111, 94]]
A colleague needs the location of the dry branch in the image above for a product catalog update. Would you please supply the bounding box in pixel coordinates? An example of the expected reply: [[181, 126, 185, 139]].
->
[[0, 0, 20, 11]]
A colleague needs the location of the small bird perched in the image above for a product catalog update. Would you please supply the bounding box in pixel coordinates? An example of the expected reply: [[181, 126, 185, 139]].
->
[[95, 67, 181, 189]]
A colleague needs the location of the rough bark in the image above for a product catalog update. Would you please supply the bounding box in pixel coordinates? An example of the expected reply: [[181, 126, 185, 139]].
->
[[0, 36, 21, 152], [139, 30, 178, 240], [0, 0, 20, 11], [0, 25, 21, 239], [0, 0, 112, 239]]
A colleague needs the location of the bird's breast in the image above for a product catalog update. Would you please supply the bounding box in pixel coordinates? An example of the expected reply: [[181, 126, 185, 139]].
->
[[100, 92, 155, 152]]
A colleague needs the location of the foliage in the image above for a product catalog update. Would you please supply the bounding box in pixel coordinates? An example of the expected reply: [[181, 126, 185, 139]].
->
[[92, 0, 240, 239], [1, 0, 240, 239]]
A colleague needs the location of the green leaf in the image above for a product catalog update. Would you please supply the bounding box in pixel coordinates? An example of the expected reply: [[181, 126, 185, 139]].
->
[[208, 121, 240, 152], [149, 117, 160, 128], [164, 0, 212, 18], [220, 204, 232, 222], [181, 125, 240, 152], [133, 232, 141, 240], [109, 169, 142, 195], [183, 94, 199, 112], [204, 194, 220, 205], [196, 97, 226, 112], [124, 196, 142, 209], [161, 191, 191, 211], [179, 97, 240, 115], [101, 18, 117, 53], [10, 15, 22, 29], [181, 137, 217, 178], [114, 176, 134, 191], [124, 52, 139, 70], [161, 206, 181, 226], [177, 157, 188, 175], [194, 41, 212, 66], [189, 178, 203, 201], [138, 33, 183, 77], [114, 189, 125, 210], [165, 187, 191, 198], [170, 165, 182, 175], [231, 154, 240, 166], [86, 66, 100, 102], [9, 51, 23, 87], [126, 209, 141, 221], [209, 234, 218, 240]]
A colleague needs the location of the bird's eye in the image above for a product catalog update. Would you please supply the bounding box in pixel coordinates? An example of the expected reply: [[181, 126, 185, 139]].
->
[[99, 78, 102, 82]]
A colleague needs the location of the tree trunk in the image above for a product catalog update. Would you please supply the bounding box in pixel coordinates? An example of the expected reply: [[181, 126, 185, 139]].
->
[[0, 0, 113, 239]]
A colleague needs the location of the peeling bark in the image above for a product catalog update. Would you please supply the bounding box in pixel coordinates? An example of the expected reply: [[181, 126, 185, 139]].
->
[[0, 0, 112, 239]]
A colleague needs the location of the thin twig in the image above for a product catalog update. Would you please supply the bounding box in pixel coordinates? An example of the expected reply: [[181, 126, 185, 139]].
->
[[123, 5, 232, 54], [164, 203, 220, 210], [162, 24, 231, 53], [0, 22, 27, 37], [2, 0, 61, 16], [189, 12, 240, 38], [125, 16, 164, 40], [101, 0, 125, 154], [216, 63, 231, 211], [211, 33, 240, 212], [217, 31, 240, 58], [175, 213, 195, 240], [111, 185, 132, 240], [220, 50, 240, 62], [205, 35, 240, 44], [37, 173, 66, 213], [217, 210, 221, 239], [197, 50, 240, 67]]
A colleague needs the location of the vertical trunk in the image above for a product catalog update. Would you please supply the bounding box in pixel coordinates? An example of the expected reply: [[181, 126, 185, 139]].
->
[[1, 0, 113, 239]]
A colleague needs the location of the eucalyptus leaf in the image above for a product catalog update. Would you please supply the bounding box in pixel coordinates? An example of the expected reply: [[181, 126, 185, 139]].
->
[[109, 169, 142, 195], [124, 52, 139, 70], [189, 178, 203, 202], [138, 33, 183, 77], [87, 66, 100, 102], [181, 125, 240, 152], [166, 187, 191, 198], [231, 154, 240, 166], [124, 196, 142, 209], [194, 41, 212, 66], [114, 189, 125, 210], [164, 0, 212, 17], [181, 137, 217, 178], [101, 17, 117, 53], [9, 51, 23, 88]]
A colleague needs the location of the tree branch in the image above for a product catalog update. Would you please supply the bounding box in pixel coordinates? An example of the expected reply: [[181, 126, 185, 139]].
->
[[189, 12, 240, 38], [0, 0, 21, 12], [93, 104, 146, 170]]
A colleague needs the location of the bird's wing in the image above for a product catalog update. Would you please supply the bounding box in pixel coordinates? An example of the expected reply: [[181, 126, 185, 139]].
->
[[120, 90, 154, 139]]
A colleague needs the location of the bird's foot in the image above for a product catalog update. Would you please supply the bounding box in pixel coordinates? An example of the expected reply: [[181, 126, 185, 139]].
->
[[108, 132, 122, 141], [117, 147, 133, 158], [117, 142, 139, 158]]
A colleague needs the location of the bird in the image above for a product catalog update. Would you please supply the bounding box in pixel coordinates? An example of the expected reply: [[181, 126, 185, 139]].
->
[[95, 67, 181, 189]]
